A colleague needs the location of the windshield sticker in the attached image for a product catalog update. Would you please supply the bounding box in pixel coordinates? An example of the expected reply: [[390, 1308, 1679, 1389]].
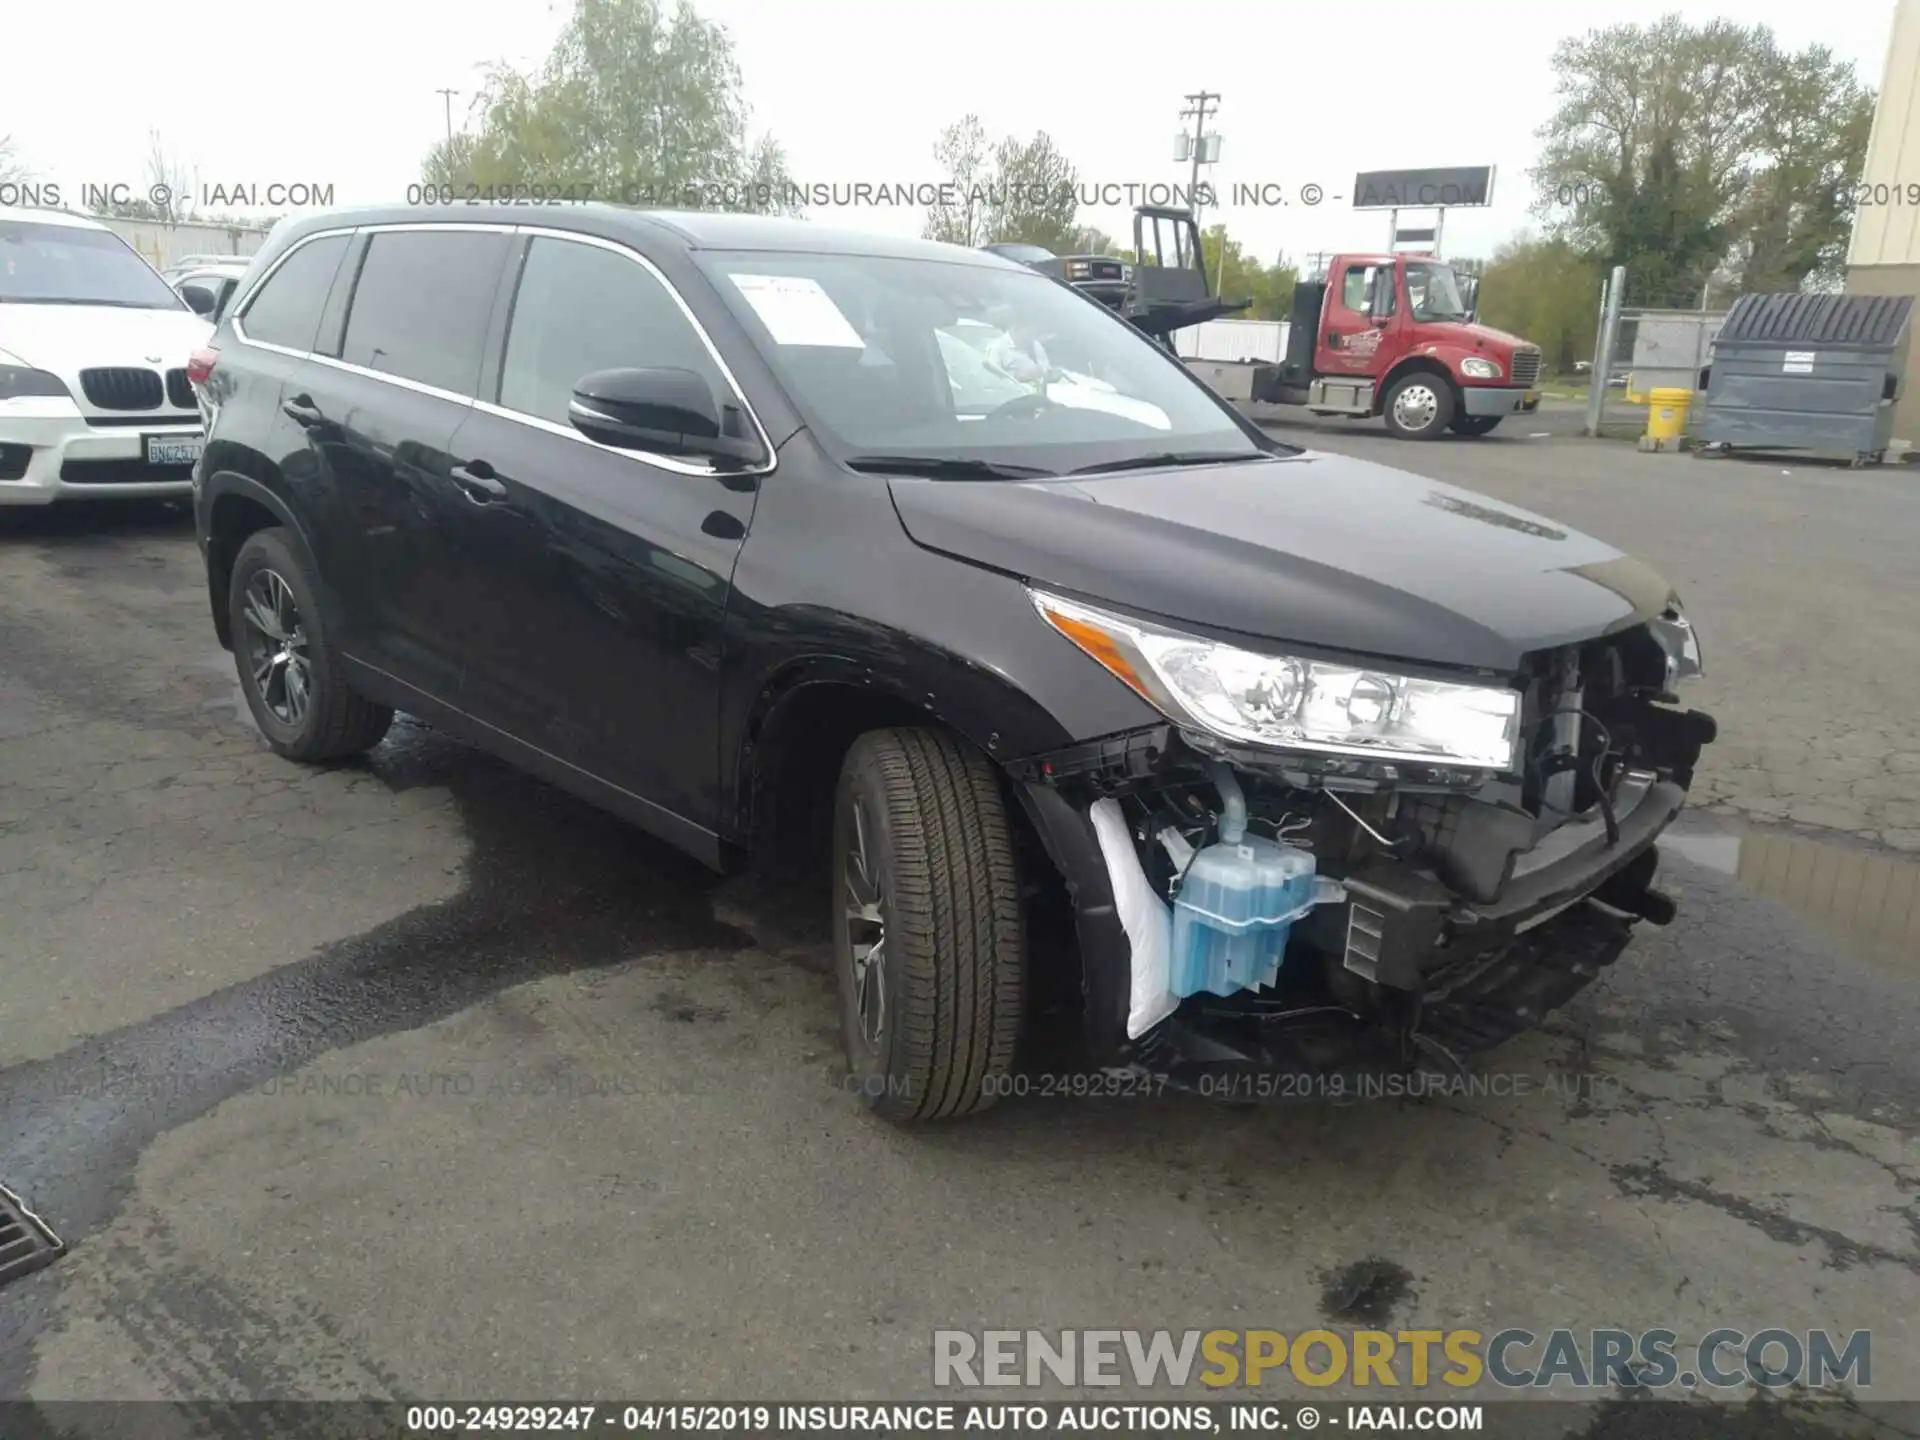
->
[[728, 274, 866, 348]]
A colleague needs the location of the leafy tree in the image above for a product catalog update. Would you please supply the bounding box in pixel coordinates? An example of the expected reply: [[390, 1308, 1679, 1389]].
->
[[922, 115, 996, 247], [1198, 227, 1296, 320], [1476, 235, 1603, 373], [1531, 16, 1873, 299], [983, 132, 1079, 252], [1727, 45, 1875, 291], [424, 0, 796, 214]]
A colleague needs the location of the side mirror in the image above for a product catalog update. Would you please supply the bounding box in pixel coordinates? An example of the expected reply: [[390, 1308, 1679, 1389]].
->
[[179, 283, 216, 317], [1369, 289, 1395, 325], [568, 367, 760, 466]]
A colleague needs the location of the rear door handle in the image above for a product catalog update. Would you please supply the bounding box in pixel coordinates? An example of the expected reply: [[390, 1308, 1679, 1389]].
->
[[450, 462, 507, 503], [282, 395, 324, 427]]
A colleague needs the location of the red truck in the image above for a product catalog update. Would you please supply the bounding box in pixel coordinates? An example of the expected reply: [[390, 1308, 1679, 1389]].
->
[[996, 209, 1545, 439], [1246, 252, 1544, 438]]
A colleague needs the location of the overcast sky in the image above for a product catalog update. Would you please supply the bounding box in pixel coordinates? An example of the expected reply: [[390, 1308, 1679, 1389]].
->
[[2, 0, 1900, 263]]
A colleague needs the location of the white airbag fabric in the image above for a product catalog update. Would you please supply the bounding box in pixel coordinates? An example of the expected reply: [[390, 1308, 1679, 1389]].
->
[[1089, 798, 1179, 1039]]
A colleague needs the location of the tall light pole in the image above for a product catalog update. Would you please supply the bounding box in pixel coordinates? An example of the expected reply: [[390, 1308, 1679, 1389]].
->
[[435, 88, 460, 147]]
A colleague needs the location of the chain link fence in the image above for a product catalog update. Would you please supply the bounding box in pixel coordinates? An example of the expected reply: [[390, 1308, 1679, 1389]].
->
[[1583, 268, 1728, 439]]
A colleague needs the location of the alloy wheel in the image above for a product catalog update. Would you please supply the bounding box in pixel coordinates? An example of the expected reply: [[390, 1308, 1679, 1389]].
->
[[842, 797, 889, 1048], [240, 568, 312, 726]]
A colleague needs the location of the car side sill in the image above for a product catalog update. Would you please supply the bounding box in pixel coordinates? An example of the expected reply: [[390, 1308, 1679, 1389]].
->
[[340, 656, 727, 871]]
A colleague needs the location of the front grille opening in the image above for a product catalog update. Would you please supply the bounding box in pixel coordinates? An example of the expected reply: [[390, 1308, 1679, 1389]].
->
[[0, 442, 31, 481], [0, 1182, 65, 1290], [1510, 349, 1542, 388], [165, 368, 196, 411], [59, 459, 196, 486], [79, 367, 163, 411]]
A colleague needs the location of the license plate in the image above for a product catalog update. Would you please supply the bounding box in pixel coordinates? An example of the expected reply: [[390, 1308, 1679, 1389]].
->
[[145, 433, 204, 467]]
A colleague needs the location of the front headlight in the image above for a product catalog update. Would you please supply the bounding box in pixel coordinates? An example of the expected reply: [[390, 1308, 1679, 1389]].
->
[[1459, 356, 1502, 380], [1031, 589, 1522, 771], [1651, 601, 1704, 683], [0, 365, 71, 402]]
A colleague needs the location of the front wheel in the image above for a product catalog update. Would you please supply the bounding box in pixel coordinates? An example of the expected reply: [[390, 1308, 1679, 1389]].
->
[[1449, 414, 1503, 437], [832, 728, 1024, 1123], [1381, 373, 1455, 439]]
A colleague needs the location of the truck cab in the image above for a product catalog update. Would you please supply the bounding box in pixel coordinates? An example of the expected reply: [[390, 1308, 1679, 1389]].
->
[[1265, 254, 1542, 438]]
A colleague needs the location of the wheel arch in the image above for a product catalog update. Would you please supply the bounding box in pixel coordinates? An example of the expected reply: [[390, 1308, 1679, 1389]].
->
[[728, 652, 1068, 879], [1376, 355, 1460, 415], [201, 472, 328, 651]]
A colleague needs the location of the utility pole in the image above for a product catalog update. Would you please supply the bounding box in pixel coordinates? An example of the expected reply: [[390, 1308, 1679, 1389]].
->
[[1178, 91, 1220, 229], [435, 88, 460, 146]]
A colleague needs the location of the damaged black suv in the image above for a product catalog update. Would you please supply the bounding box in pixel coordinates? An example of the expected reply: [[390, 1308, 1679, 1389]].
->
[[191, 205, 1714, 1123]]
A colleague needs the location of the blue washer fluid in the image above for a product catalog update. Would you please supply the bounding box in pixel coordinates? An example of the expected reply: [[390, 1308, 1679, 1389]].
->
[[1169, 833, 1320, 999]]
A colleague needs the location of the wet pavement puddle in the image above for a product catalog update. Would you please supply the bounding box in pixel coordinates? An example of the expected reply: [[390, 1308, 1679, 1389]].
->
[[1663, 825, 1918, 966]]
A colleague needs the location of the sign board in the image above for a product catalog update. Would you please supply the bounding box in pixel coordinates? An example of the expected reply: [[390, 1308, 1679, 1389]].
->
[[1353, 166, 1495, 210], [1783, 350, 1816, 373], [1394, 227, 1437, 244]]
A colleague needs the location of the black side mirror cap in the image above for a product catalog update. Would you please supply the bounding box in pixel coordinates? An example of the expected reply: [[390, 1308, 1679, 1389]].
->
[[568, 367, 761, 466], [179, 283, 216, 316]]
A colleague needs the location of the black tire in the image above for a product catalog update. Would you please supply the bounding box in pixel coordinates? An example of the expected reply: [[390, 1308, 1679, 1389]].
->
[[1381, 372, 1456, 439], [1449, 414, 1502, 437], [832, 727, 1024, 1123], [228, 527, 393, 762]]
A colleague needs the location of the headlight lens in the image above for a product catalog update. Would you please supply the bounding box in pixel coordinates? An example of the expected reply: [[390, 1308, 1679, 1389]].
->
[[0, 365, 71, 402], [1652, 601, 1704, 682], [1032, 589, 1522, 771], [1460, 356, 1502, 380]]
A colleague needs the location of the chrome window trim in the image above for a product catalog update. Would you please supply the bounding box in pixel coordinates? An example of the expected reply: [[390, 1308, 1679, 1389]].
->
[[227, 224, 359, 336], [496, 226, 776, 478], [226, 218, 777, 481]]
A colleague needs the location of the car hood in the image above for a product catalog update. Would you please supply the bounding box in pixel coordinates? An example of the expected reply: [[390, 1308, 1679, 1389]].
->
[[0, 303, 212, 378], [886, 449, 1674, 673]]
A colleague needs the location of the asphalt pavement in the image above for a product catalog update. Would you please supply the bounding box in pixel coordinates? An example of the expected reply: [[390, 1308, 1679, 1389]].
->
[[1, 431, 1916, 1430]]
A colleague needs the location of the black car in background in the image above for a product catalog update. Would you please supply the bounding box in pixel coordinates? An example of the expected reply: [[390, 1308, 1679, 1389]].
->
[[981, 241, 1132, 311], [190, 204, 1714, 1124]]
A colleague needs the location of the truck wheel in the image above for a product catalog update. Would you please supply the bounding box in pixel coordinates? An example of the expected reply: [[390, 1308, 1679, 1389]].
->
[[1382, 374, 1455, 440], [1449, 414, 1502, 437], [832, 728, 1024, 1124]]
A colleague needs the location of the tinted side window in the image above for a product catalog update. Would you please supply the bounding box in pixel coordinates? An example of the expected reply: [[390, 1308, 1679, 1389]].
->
[[499, 237, 722, 426], [340, 230, 509, 396], [240, 235, 350, 351]]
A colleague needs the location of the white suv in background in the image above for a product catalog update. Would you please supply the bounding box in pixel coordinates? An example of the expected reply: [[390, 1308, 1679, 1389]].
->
[[0, 209, 212, 505]]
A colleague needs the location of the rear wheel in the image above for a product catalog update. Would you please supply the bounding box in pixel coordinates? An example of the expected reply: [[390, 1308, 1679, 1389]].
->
[[1449, 414, 1503, 437], [832, 728, 1024, 1123], [1381, 373, 1455, 439], [229, 527, 393, 762]]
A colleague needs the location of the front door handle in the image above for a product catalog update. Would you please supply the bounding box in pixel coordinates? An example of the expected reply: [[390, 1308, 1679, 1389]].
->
[[282, 395, 323, 427], [450, 462, 507, 503]]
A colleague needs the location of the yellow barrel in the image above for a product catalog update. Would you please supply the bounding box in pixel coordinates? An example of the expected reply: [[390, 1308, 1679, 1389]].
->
[[1647, 387, 1693, 441]]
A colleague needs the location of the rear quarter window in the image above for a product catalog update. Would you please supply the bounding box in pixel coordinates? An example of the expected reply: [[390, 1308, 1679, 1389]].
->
[[239, 235, 352, 351]]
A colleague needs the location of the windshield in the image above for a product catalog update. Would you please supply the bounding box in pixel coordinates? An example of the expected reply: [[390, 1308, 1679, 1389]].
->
[[698, 250, 1278, 475], [1405, 262, 1470, 322], [0, 221, 186, 309]]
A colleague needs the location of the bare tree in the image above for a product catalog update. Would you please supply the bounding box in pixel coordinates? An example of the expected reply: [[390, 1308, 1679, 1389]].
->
[[0, 133, 27, 184], [922, 115, 993, 247]]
